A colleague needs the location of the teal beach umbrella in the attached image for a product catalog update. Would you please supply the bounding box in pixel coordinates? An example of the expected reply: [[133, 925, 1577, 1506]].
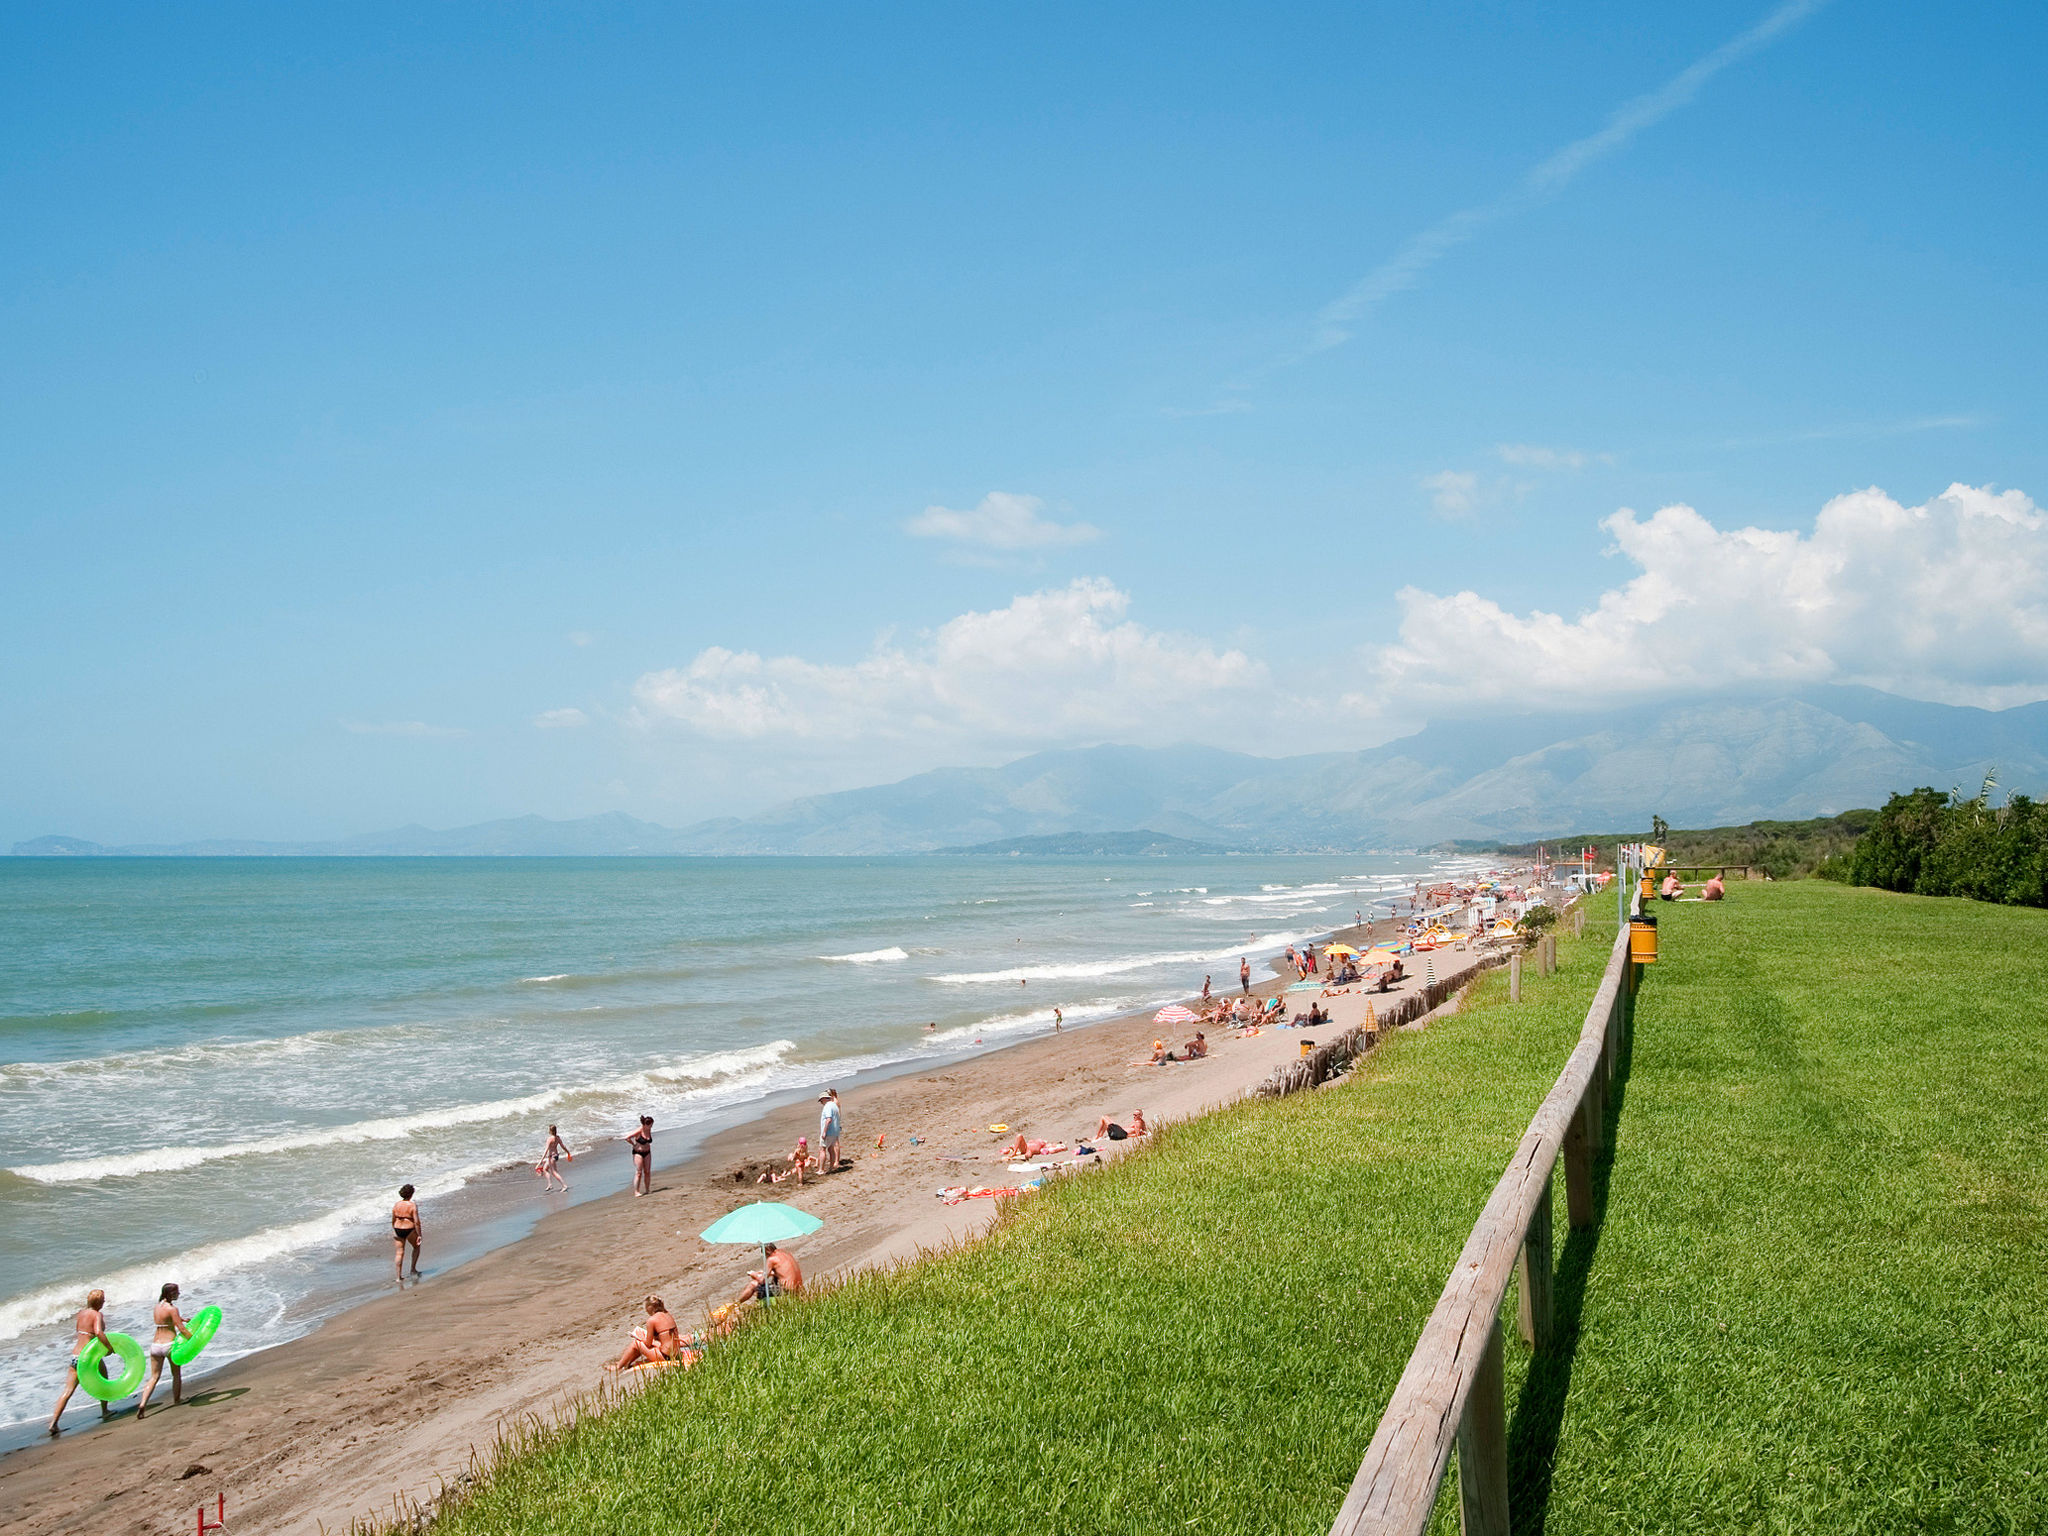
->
[[700, 1201, 823, 1293]]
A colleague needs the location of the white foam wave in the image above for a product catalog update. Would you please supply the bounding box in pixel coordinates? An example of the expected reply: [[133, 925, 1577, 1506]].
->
[[0, 1158, 503, 1347], [817, 946, 909, 964], [519, 973, 570, 983], [8, 1042, 797, 1184], [927, 930, 1323, 986], [922, 997, 1143, 1046]]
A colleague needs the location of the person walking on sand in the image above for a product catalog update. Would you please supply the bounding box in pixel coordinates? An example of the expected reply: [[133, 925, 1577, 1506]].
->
[[1239, 957, 1250, 995], [48, 1288, 115, 1434], [623, 1115, 654, 1196], [391, 1184, 423, 1279], [133, 1283, 192, 1420], [1202, 974, 1212, 1003], [818, 1090, 842, 1173], [1054, 1007, 1063, 1031], [536, 1124, 573, 1192]]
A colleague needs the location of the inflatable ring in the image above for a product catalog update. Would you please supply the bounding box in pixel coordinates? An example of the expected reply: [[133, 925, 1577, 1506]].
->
[[170, 1306, 221, 1367], [988, 1123, 1008, 1133], [75, 1333, 146, 1401]]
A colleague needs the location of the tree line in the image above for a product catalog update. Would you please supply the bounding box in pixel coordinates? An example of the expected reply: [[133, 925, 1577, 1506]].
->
[[1832, 782, 2048, 908]]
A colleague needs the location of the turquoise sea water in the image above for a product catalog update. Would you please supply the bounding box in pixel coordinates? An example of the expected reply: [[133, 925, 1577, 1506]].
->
[[0, 853, 1465, 1435]]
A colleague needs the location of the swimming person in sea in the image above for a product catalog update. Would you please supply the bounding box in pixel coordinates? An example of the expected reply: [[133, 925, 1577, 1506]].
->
[[133, 1282, 192, 1420], [47, 1288, 115, 1435], [624, 1115, 654, 1196], [391, 1184, 423, 1280], [536, 1124, 572, 1191]]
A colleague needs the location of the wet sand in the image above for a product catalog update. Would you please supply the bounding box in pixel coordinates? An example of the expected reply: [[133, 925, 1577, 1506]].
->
[[0, 920, 1503, 1536]]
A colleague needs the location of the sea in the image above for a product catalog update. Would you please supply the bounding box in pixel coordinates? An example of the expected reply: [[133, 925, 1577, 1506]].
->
[[0, 851, 1478, 1442]]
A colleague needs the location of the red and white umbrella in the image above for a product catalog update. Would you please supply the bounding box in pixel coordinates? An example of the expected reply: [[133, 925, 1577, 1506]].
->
[[1154, 1004, 1199, 1025]]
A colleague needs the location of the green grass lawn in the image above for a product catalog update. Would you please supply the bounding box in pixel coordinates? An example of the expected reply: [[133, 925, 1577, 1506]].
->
[[1534, 882, 2048, 1534], [423, 915, 1621, 1536]]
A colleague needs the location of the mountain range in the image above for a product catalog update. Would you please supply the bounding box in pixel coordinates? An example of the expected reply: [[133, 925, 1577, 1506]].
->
[[15, 686, 2048, 857]]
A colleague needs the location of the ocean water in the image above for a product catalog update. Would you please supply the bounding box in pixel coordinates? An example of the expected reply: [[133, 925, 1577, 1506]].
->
[[0, 852, 1467, 1435]]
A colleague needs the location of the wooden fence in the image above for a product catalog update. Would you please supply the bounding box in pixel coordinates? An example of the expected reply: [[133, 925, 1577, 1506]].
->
[[1329, 853, 1645, 1536], [1256, 951, 1515, 1098]]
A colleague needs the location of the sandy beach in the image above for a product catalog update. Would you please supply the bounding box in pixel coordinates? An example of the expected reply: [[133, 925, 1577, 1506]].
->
[[0, 918, 1509, 1536]]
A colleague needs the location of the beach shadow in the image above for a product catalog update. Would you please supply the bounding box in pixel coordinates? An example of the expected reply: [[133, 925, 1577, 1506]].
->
[[1505, 976, 1639, 1536], [182, 1388, 249, 1408]]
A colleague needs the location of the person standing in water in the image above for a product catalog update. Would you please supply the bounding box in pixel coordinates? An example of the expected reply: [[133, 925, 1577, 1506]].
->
[[1053, 1007, 1063, 1031], [47, 1288, 115, 1434], [391, 1184, 423, 1280], [133, 1283, 192, 1420], [536, 1124, 572, 1192], [624, 1115, 654, 1196]]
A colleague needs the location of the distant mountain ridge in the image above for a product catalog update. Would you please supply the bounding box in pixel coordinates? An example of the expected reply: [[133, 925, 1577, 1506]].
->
[[16, 686, 2048, 857]]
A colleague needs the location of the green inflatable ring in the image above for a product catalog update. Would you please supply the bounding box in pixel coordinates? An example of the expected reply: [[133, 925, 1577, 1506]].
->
[[169, 1306, 221, 1367], [75, 1333, 146, 1401]]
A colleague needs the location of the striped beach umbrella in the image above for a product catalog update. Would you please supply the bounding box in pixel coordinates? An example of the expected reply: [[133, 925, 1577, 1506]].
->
[[1154, 1004, 1199, 1025]]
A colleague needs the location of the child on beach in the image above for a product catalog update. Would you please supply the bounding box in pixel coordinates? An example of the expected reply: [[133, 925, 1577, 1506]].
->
[[760, 1137, 815, 1185], [47, 1289, 115, 1434], [535, 1125, 572, 1191]]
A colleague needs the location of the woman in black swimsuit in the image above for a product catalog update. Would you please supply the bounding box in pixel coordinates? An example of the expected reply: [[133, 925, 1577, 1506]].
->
[[391, 1184, 423, 1280], [623, 1116, 654, 1197]]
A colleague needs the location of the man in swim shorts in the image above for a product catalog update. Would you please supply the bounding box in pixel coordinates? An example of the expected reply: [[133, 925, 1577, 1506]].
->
[[818, 1090, 842, 1173], [735, 1242, 803, 1304], [134, 1282, 192, 1420], [1094, 1109, 1148, 1141], [47, 1288, 115, 1434]]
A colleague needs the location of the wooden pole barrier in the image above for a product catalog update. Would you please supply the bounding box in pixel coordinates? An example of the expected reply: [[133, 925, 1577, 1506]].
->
[[1563, 1090, 1595, 1229], [1509, 953, 1521, 1003], [1516, 1170, 1554, 1352], [1455, 1320, 1511, 1536]]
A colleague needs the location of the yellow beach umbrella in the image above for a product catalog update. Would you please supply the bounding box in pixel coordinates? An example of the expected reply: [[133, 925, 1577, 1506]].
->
[[1325, 944, 1358, 957]]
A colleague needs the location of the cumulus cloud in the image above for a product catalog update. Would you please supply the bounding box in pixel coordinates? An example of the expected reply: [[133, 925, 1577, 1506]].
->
[[1421, 471, 1483, 519], [1367, 483, 2048, 712], [341, 720, 467, 739], [534, 708, 588, 730], [632, 578, 1264, 746], [905, 492, 1100, 552]]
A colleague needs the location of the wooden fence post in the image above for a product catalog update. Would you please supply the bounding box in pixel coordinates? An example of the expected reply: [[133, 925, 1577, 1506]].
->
[[1564, 1090, 1595, 1229], [1509, 953, 1521, 1003], [1516, 1169, 1555, 1352], [1456, 1319, 1511, 1536]]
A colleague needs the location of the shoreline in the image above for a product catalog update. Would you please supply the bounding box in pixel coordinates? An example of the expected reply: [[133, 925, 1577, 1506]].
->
[[0, 898, 1523, 1535]]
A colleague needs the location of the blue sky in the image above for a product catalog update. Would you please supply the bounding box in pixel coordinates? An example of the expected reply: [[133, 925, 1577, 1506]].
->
[[5, 1, 2046, 842]]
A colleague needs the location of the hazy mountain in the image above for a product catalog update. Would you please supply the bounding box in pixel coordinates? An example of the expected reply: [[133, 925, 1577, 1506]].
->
[[15, 687, 2048, 857], [933, 830, 1229, 857]]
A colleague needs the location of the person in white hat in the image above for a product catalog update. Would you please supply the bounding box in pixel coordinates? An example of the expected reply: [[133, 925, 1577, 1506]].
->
[[817, 1089, 842, 1173]]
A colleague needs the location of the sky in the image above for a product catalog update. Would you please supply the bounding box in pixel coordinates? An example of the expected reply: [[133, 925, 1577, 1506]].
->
[[5, 1, 2047, 843]]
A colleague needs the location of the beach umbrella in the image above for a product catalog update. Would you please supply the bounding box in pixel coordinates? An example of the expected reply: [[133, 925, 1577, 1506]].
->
[[1361, 949, 1399, 965], [1154, 1004, 1199, 1025], [701, 1201, 823, 1295], [1325, 944, 1358, 957]]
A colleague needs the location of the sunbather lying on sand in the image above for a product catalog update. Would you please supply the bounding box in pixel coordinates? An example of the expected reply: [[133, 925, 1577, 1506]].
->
[[611, 1295, 684, 1371], [1094, 1109, 1149, 1141], [759, 1137, 815, 1186], [1002, 1133, 1068, 1159]]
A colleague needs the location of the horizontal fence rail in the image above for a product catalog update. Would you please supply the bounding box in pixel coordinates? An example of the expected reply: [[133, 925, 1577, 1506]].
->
[[1331, 851, 1644, 1536]]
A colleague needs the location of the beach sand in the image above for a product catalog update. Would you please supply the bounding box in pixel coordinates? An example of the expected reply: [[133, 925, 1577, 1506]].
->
[[0, 921, 1504, 1536]]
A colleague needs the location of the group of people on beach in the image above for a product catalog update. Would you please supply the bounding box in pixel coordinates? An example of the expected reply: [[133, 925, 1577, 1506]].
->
[[48, 1283, 197, 1436]]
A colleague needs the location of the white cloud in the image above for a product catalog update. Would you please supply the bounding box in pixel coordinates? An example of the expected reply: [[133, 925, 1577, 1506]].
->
[[534, 708, 588, 730], [1366, 483, 2048, 713], [567, 631, 595, 647], [905, 492, 1100, 551], [340, 719, 467, 739], [1421, 471, 1483, 519], [1311, 0, 1826, 353], [632, 578, 1264, 746], [1496, 444, 1609, 471]]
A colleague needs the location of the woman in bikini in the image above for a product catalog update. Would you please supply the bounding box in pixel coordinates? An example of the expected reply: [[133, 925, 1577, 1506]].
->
[[47, 1288, 115, 1434], [391, 1184, 423, 1280], [623, 1115, 654, 1196], [610, 1295, 684, 1371], [133, 1282, 192, 1420], [535, 1125, 572, 1192]]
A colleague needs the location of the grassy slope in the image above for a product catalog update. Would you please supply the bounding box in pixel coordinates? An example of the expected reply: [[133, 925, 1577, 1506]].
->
[[430, 918, 1619, 1536], [1541, 883, 2048, 1533]]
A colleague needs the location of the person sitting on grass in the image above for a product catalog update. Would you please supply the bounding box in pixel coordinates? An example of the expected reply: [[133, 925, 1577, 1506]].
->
[[611, 1295, 683, 1371], [1094, 1109, 1150, 1142], [735, 1243, 803, 1304], [759, 1137, 814, 1186], [1660, 873, 1683, 901], [1702, 874, 1726, 901]]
